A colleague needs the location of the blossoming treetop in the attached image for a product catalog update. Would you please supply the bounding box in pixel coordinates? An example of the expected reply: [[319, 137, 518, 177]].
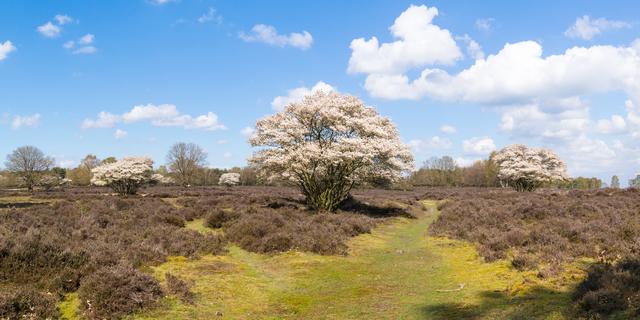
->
[[249, 91, 414, 211]]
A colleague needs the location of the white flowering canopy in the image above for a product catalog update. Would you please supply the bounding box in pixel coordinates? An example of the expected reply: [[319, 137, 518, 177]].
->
[[151, 173, 174, 185], [493, 144, 568, 191], [250, 91, 414, 211], [218, 172, 240, 187], [91, 157, 154, 195]]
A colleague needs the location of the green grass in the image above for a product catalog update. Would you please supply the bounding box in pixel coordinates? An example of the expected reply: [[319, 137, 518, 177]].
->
[[131, 201, 583, 319], [59, 293, 81, 320]]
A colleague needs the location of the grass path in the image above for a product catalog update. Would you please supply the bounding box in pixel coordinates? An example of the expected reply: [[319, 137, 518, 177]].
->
[[133, 201, 581, 319]]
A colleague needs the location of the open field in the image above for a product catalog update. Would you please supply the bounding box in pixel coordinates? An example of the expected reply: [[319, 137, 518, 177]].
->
[[1, 186, 637, 319]]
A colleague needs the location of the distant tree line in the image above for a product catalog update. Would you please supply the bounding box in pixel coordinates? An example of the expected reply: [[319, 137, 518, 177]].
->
[[409, 153, 608, 190], [0, 144, 631, 192]]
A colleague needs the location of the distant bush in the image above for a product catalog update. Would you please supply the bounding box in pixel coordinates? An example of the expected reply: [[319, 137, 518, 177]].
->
[[218, 172, 240, 187], [79, 264, 163, 320], [91, 157, 155, 195], [573, 259, 640, 317], [0, 287, 59, 320], [493, 144, 568, 191]]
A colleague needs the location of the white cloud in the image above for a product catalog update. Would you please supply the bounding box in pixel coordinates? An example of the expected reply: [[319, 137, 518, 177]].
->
[[239, 24, 313, 50], [12, 114, 41, 129], [457, 34, 484, 61], [475, 18, 494, 33], [223, 152, 232, 159], [360, 40, 640, 103], [408, 136, 452, 152], [54, 14, 73, 25], [64, 34, 97, 54], [565, 15, 631, 40], [56, 158, 77, 168], [271, 81, 335, 111], [149, 0, 175, 5], [82, 112, 120, 129], [73, 46, 97, 54], [241, 126, 255, 138], [37, 21, 61, 38], [198, 7, 223, 24], [348, 5, 461, 75], [463, 137, 495, 155], [440, 125, 457, 134], [216, 139, 228, 145], [596, 115, 627, 134], [83, 104, 225, 131], [79, 34, 94, 44], [0, 41, 16, 61], [113, 129, 128, 139]]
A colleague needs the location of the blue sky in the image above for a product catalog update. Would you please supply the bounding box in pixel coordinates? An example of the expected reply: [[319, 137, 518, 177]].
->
[[1, 1, 639, 184]]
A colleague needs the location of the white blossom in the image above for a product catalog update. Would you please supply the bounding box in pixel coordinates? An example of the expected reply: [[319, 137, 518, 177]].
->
[[493, 144, 568, 191], [249, 91, 414, 210], [151, 173, 174, 185], [91, 157, 154, 195], [218, 172, 240, 187]]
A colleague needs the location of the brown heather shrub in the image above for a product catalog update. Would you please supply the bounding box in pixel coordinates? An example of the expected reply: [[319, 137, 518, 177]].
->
[[573, 258, 640, 317], [78, 264, 163, 320], [0, 287, 59, 320], [224, 208, 377, 255], [0, 185, 424, 317], [205, 208, 240, 228], [430, 188, 640, 269]]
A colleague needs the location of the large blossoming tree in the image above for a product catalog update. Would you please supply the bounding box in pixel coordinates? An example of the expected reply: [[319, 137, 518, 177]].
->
[[493, 144, 568, 191], [91, 157, 155, 195], [249, 91, 414, 211]]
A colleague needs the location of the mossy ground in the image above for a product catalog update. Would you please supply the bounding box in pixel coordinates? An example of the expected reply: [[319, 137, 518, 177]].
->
[[126, 201, 583, 319]]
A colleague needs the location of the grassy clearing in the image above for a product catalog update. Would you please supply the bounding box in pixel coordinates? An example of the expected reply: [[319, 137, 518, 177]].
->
[[132, 201, 584, 319]]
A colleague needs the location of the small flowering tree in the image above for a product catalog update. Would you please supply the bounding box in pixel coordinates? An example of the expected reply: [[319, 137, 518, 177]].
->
[[218, 172, 240, 187], [493, 144, 568, 192], [249, 91, 414, 211], [38, 174, 72, 191], [151, 173, 175, 185], [91, 157, 154, 195]]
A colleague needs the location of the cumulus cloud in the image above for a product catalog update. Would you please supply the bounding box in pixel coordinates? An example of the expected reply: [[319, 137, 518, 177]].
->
[[241, 126, 255, 138], [565, 15, 631, 40], [361, 40, 640, 103], [12, 114, 41, 129], [73, 46, 97, 54], [0, 40, 16, 61], [271, 81, 335, 111], [463, 137, 496, 155], [408, 136, 452, 152], [457, 34, 484, 60], [54, 14, 73, 25], [37, 21, 61, 38], [82, 104, 225, 131], [148, 0, 175, 5], [79, 34, 94, 44], [81, 112, 120, 129], [475, 18, 494, 33], [348, 4, 461, 75], [596, 115, 627, 134], [239, 24, 313, 50], [113, 129, 128, 139], [440, 125, 457, 134], [63, 34, 97, 54], [198, 7, 223, 24]]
